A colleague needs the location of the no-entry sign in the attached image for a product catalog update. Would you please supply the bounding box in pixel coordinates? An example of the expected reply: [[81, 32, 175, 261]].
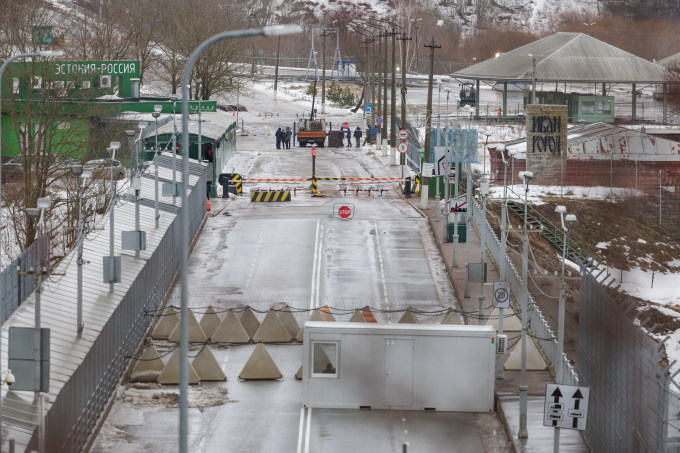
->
[[397, 129, 408, 140]]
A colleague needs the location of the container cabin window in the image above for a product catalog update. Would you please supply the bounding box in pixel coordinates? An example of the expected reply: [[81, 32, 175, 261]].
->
[[312, 342, 338, 377], [582, 101, 595, 114], [598, 102, 611, 114]]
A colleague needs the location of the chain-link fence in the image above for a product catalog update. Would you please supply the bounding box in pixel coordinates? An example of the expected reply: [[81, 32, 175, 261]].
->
[[579, 265, 680, 453], [0, 234, 50, 325]]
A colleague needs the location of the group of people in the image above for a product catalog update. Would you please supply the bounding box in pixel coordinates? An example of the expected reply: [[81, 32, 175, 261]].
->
[[275, 127, 292, 149], [343, 126, 362, 148]]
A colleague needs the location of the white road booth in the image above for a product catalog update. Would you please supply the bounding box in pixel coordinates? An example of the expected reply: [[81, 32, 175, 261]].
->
[[301, 322, 495, 412]]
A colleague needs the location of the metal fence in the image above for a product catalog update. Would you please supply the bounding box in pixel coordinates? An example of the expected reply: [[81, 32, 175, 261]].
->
[[32, 161, 207, 452], [470, 197, 579, 386], [579, 266, 680, 452], [0, 234, 50, 325]]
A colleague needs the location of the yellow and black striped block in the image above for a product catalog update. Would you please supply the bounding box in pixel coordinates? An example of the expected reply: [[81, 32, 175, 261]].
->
[[231, 174, 243, 195], [250, 190, 292, 202], [311, 175, 318, 194]]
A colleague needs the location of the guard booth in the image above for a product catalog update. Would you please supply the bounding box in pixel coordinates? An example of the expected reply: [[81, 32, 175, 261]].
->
[[302, 322, 495, 412]]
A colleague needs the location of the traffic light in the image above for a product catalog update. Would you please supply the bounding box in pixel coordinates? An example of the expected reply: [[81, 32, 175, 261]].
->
[[311, 146, 316, 157]]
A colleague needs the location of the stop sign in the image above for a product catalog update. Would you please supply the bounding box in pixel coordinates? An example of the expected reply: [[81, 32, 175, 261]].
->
[[337, 205, 352, 219], [342, 122, 349, 129]]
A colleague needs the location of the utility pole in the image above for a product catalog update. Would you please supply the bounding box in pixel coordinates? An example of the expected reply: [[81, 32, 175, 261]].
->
[[389, 27, 397, 165], [398, 31, 411, 171], [383, 29, 392, 149], [321, 30, 327, 115], [422, 37, 441, 209], [274, 36, 281, 94], [376, 31, 383, 149]]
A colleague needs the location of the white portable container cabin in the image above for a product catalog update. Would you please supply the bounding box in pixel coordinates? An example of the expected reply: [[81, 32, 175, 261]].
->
[[302, 322, 495, 412]]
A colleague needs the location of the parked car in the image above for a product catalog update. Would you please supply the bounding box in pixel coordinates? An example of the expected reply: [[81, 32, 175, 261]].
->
[[84, 159, 126, 180]]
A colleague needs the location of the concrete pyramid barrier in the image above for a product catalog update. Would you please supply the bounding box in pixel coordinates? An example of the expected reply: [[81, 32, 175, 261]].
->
[[295, 365, 303, 380], [238, 343, 282, 380], [349, 309, 367, 322], [240, 307, 261, 339], [441, 310, 463, 325], [296, 327, 304, 342], [199, 306, 222, 339], [152, 306, 179, 339], [488, 308, 522, 331], [253, 309, 292, 343], [398, 310, 420, 324], [212, 310, 251, 343], [504, 338, 547, 370], [278, 307, 301, 340], [169, 309, 207, 343], [130, 345, 164, 382], [158, 349, 200, 385], [192, 346, 226, 381], [320, 307, 335, 321], [132, 345, 164, 374], [308, 310, 325, 322]]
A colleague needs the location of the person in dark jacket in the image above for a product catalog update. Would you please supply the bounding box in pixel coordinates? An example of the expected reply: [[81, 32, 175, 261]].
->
[[345, 127, 352, 147], [275, 127, 283, 149], [353, 127, 362, 147], [285, 127, 292, 149]]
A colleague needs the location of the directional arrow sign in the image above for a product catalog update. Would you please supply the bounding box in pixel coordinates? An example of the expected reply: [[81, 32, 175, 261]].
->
[[543, 384, 590, 431], [365, 104, 372, 112]]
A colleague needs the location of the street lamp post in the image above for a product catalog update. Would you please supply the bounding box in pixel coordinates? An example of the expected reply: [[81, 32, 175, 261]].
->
[[107, 141, 121, 294], [197, 79, 202, 163], [478, 133, 491, 324], [443, 88, 451, 245], [171, 94, 178, 205], [412, 18, 422, 73], [553, 205, 577, 452], [518, 170, 534, 439], [464, 105, 474, 298], [496, 144, 509, 379], [180, 24, 302, 453], [70, 165, 92, 336], [435, 78, 442, 221], [152, 105, 162, 228]]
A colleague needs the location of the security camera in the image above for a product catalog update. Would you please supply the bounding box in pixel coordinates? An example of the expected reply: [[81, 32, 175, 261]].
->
[[5, 370, 15, 386]]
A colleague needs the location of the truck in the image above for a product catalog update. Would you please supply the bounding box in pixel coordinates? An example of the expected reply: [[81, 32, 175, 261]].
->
[[297, 78, 327, 147]]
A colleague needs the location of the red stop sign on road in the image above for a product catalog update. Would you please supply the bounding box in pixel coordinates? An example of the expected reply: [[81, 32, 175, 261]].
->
[[338, 205, 352, 219], [342, 122, 349, 129]]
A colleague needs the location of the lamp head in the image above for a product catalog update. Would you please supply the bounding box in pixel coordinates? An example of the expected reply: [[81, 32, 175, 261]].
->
[[565, 214, 577, 223], [26, 208, 40, 220], [138, 121, 148, 130], [263, 24, 303, 37], [38, 50, 64, 58], [70, 164, 83, 177], [519, 171, 533, 182], [109, 141, 121, 150], [169, 94, 178, 102], [555, 205, 567, 214], [4, 370, 15, 386], [37, 197, 51, 210]]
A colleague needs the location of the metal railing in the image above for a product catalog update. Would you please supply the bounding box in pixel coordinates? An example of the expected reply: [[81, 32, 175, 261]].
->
[[470, 197, 578, 385]]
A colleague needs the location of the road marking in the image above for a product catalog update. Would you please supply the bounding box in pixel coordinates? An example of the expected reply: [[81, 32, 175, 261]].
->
[[309, 221, 320, 310], [296, 406, 305, 453], [374, 221, 389, 304], [304, 407, 313, 453], [314, 227, 323, 309]]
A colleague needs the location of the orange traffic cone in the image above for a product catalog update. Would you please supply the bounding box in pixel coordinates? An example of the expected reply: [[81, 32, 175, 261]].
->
[[232, 109, 235, 116], [206, 199, 212, 211]]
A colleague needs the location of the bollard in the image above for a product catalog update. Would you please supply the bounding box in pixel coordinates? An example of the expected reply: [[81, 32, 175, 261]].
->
[[356, 187, 360, 196], [368, 187, 372, 196], [404, 176, 412, 197]]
